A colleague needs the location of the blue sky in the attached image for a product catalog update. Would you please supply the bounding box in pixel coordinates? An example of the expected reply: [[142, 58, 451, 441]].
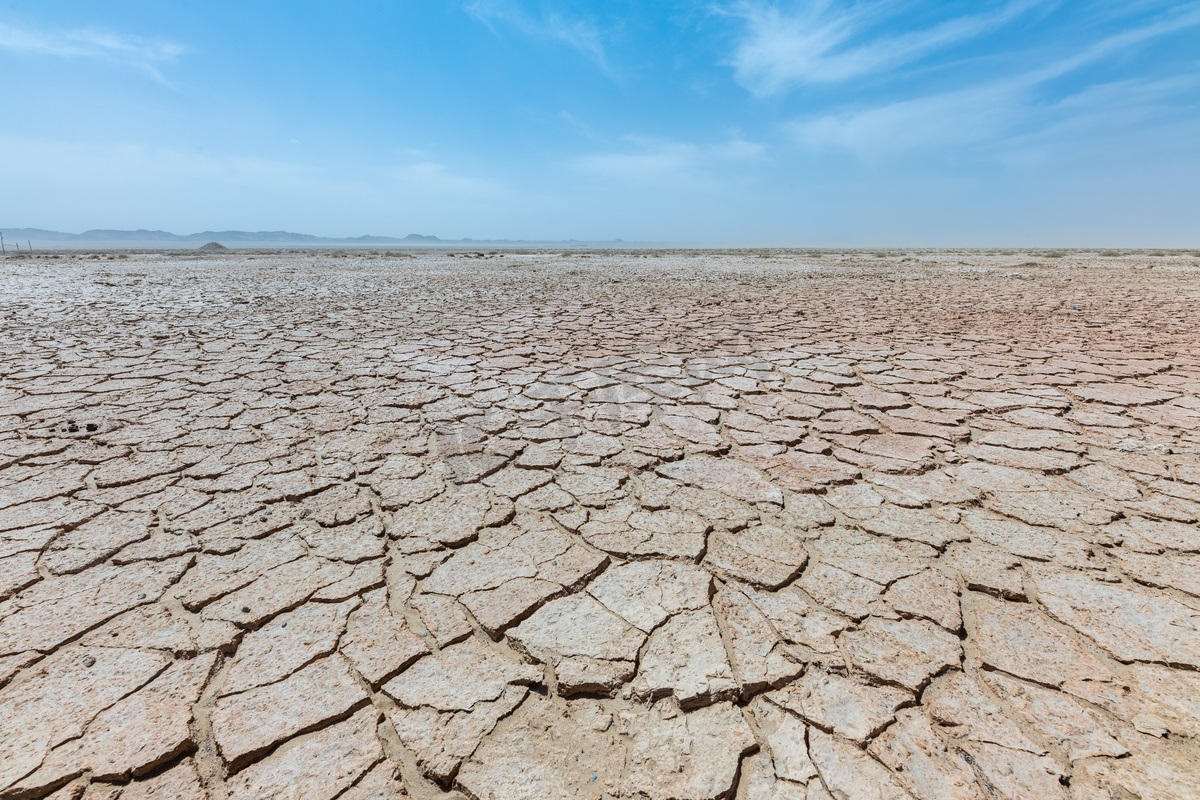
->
[[2, 1, 1198, 245]]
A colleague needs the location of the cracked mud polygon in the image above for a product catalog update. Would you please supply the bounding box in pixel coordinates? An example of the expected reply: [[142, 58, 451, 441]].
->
[[2, 249, 1200, 799]]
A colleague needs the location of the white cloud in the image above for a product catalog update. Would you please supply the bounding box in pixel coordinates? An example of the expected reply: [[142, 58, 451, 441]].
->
[[0, 22, 184, 82], [788, 82, 1017, 155], [0, 136, 508, 235], [786, 5, 1200, 156], [572, 137, 766, 184], [996, 75, 1200, 168], [727, 0, 1039, 94], [464, 1, 611, 73], [390, 161, 505, 199]]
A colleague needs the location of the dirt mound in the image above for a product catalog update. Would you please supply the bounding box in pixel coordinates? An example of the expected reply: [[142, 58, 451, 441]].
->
[[198, 241, 230, 252]]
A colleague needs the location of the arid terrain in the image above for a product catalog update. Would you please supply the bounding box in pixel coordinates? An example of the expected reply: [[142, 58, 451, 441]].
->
[[2, 249, 1200, 800]]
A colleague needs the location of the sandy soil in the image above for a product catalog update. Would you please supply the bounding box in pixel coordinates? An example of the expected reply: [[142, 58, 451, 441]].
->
[[2, 249, 1200, 799]]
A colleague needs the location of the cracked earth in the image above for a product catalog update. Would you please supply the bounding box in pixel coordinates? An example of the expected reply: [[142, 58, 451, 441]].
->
[[2, 248, 1200, 800]]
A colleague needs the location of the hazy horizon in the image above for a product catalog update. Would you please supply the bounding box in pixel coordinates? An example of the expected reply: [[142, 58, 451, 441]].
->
[[4, 226, 1200, 251], [3, 2, 1199, 246]]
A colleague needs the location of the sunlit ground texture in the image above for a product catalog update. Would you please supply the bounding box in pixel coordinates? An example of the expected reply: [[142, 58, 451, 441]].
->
[[2, 249, 1200, 799]]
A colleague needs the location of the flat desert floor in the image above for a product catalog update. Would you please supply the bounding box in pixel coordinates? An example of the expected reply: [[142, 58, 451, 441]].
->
[[2, 249, 1200, 800]]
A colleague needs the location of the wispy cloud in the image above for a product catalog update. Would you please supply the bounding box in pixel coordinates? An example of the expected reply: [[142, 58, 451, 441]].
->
[[998, 75, 1200, 168], [786, 5, 1200, 156], [0, 135, 509, 234], [0, 22, 184, 82], [464, 1, 611, 74], [573, 137, 767, 184], [727, 0, 1039, 94], [390, 160, 505, 199]]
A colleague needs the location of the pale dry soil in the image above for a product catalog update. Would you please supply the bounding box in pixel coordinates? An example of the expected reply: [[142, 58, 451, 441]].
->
[[2, 249, 1200, 800]]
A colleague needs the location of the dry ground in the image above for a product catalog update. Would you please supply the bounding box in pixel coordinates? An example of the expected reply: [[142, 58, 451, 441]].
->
[[2, 249, 1200, 800]]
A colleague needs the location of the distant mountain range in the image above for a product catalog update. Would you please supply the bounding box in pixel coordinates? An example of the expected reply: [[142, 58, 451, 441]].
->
[[0, 228, 629, 249]]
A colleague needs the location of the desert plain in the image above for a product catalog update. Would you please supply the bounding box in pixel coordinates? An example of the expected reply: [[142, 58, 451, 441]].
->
[[2, 248, 1200, 800]]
